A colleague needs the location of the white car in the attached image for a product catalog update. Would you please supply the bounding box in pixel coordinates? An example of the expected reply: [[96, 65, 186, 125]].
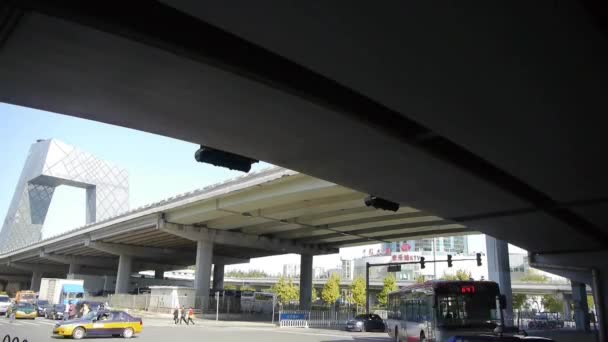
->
[[0, 295, 11, 315]]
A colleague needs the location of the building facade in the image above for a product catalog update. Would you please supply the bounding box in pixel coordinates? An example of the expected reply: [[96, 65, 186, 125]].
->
[[0, 139, 129, 252], [382, 236, 468, 255], [282, 263, 300, 278]]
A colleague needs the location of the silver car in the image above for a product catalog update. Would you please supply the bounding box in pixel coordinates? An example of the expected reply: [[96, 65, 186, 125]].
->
[[0, 295, 11, 315]]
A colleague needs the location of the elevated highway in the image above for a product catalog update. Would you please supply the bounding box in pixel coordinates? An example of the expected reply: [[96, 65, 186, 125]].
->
[[0, 166, 473, 302]]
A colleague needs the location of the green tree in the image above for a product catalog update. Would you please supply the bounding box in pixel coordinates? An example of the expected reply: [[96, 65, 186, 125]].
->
[[587, 295, 595, 311], [351, 277, 367, 307], [440, 269, 472, 281], [415, 275, 426, 284], [512, 294, 528, 310], [440, 272, 458, 281], [225, 269, 270, 278], [272, 276, 298, 305], [312, 287, 318, 302], [519, 270, 549, 283], [322, 273, 341, 304], [224, 284, 237, 290], [377, 274, 398, 307], [240, 285, 256, 292], [541, 295, 564, 313]]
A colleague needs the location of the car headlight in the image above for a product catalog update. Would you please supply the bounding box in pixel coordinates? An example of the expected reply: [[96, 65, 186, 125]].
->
[[356, 321, 363, 326]]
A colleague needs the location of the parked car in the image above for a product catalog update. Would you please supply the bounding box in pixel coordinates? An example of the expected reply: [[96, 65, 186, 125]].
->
[[35, 299, 52, 317], [345, 314, 386, 332], [7, 302, 37, 319], [52, 310, 143, 339], [47, 304, 66, 320], [0, 295, 11, 315], [129, 287, 151, 294], [527, 312, 564, 329]]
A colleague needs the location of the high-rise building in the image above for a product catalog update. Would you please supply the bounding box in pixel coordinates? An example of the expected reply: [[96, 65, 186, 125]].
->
[[341, 259, 354, 280], [0, 139, 129, 252], [282, 264, 300, 278]]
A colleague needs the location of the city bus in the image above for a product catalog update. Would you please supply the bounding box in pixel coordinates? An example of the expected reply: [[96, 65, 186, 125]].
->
[[386, 281, 505, 342]]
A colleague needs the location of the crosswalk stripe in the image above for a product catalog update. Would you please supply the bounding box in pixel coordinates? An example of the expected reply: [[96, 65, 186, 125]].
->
[[34, 320, 56, 326], [18, 320, 39, 326]]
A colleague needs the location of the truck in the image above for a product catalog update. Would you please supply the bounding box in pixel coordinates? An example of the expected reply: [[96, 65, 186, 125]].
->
[[38, 278, 85, 305]]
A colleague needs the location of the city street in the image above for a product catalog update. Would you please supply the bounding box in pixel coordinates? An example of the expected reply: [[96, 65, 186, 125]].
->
[[0, 317, 390, 342]]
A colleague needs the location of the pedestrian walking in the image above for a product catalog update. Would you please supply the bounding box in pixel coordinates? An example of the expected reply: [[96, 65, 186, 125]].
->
[[173, 306, 179, 324], [187, 307, 195, 325], [180, 305, 189, 325]]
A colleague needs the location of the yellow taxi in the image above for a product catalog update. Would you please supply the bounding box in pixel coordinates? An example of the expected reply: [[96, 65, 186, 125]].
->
[[53, 310, 143, 339], [7, 302, 38, 319]]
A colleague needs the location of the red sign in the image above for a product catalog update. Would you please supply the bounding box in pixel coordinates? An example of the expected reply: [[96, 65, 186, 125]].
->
[[392, 255, 397, 261], [461, 285, 476, 294], [386, 248, 392, 255], [401, 244, 411, 252]]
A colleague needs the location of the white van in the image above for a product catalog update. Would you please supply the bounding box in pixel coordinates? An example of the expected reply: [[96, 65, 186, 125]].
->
[[0, 295, 11, 315]]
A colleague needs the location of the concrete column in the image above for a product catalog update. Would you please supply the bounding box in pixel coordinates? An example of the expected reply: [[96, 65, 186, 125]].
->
[[154, 269, 164, 279], [213, 264, 225, 290], [591, 269, 606, 341], [571, 280, 590, 331], [486, 235, 514, 326], [115, 254, 133, 294], [68, 263, 81, 275], [195, 239, 213, 310], [299, 254, 313, 310], [30, 270, 42, 291], [563, 295, 572, 321]]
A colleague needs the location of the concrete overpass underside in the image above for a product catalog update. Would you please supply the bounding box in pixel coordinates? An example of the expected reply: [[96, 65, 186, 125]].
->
[[0, 0, 607, 335]]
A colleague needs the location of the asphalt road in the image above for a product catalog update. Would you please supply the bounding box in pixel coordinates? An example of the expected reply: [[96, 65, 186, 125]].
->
[[0, 317, 391, 342]]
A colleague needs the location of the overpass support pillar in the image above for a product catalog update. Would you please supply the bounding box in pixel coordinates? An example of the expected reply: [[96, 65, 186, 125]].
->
[[563, 294, 572, 321], [571, 280, 590, 331], [591, 269, 607, 341], [299, 254, 313, 310], [195, 239, 213, 310], [115, 254, 133, 294], [213, 264, 225, 290], [68, 263, 81, 275], [486, 235, 513, 326], [154, 269, 164, 279], [30, 270, 42, 291]]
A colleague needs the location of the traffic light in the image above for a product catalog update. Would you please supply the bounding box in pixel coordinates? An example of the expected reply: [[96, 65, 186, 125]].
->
[[420, 257, 425, 269], [476, 253, 482, 266], [447, 254, 453, 267]]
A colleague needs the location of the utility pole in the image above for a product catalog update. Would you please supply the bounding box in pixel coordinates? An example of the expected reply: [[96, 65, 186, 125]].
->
[[365, 262, 370, 315]]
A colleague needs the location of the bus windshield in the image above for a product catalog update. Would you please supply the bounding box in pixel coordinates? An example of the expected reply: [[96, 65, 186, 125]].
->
[[437, 294, 497, 324]]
